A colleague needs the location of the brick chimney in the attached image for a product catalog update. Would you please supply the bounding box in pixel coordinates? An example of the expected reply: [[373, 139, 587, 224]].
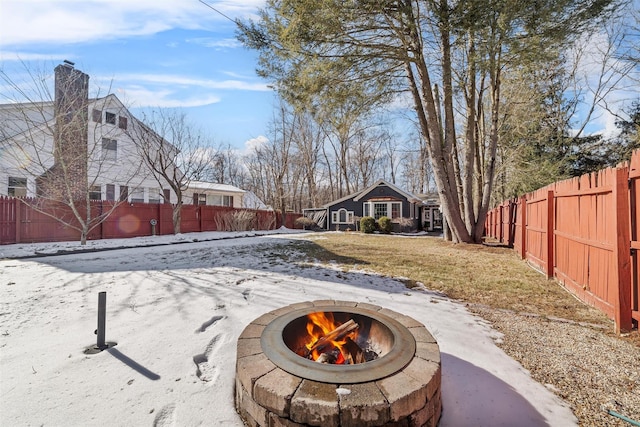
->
[[38, 62, 90, 200]]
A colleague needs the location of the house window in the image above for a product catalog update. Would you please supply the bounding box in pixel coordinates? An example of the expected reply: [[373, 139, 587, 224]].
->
[[118, 116, 128, 130], [130, 188, 144, 203], [331, 208, 354, 224], [149, 188, 161, 204], [105, 112, 116, 125], [373, 203, 387, 219], [92, 109, 102, 123], [89, 185, 102, 200], [8, 177, 27, 197], [207, 194, 233, 206], [363, 201, 402, 220], [106, 184, 115, 201], [391, 203, 401, 219], [120, 186, 129, 202], [163, 189, 171, 204], [102, 138, 117, 161]]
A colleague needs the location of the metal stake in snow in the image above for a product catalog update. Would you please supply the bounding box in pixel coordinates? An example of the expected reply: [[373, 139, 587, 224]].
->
[[84, 291, 116, 354], [96, 291, 107, 349]]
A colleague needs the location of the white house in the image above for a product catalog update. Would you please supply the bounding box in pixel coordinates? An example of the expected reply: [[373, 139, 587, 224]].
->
[[0, 63, 259, 209], [0, 63, 175, 204], [186, 181, 245, 208]]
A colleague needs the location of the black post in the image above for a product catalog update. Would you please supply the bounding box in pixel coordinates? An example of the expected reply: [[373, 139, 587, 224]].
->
[[97, 291, 106, 349]]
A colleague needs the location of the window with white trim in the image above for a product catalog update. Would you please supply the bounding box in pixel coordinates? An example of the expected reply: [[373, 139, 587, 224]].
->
[[149, 188, 162, 204], [102, 138, 117, 161], [331, 208, 354, 224], [363, 201, 402, 219], [207, 194, 233, 206], [89, 185, 102, 200], [130, 188, 144, 203], [8, 177, 27, 197], [105, 112, 116, 125]]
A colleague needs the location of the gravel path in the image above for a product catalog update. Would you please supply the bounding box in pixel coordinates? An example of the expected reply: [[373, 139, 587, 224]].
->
[[471, 306, 640, 427]]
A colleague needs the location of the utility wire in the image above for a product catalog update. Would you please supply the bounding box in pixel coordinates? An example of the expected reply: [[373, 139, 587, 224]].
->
[[197, 0, 238, 26]]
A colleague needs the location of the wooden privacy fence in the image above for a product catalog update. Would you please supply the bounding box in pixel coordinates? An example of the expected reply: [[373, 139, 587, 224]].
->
[[0, 197, 301, 246], [485, 156, 640, 333]]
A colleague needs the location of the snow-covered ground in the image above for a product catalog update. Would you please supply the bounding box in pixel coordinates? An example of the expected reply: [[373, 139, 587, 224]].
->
[[0, 230, 576, 426]]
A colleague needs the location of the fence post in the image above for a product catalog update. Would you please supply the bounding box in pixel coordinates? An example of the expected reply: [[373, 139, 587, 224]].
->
[[15, 198, 22, 244], [496, 204, 504, 243], [520, 196, 527, 260], [613, 167, 632, 333], [546, 190, 554, 279]]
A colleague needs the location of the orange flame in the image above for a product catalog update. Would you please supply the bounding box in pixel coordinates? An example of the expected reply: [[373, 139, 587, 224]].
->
[[304, 312, 354, 364]]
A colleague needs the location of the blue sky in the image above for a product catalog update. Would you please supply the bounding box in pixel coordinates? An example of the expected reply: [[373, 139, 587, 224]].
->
[[0, 0, 274, 150], [1, 0, 638, 150]]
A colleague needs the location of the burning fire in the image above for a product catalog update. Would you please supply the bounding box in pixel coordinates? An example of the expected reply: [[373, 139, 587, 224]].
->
[[301, 312, 361, 365]]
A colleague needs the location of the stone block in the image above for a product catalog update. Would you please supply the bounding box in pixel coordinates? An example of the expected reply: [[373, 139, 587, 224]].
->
[[311, 299, 337, 307], [269, 412, 305, 427], [415, 342, 440, 364], [239, 323, 266, 340], [408, 326, 436, 343], [290, 380, 339, 427], [338, 383, 390, 427], [270, 301, 314, 316], [379, 309, 424, 328], [401, 357, 440, 400], [251, 312, 279, 326], [355, 302, 383, 311], [254, 368, 302, 417], [237, 338, 263, 358], [236, 353, 276, 395], [376, 371, 428, 421], [236, 378, 268, 426]]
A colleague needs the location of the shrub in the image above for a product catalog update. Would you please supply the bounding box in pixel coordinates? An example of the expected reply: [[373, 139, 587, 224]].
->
[[295, 216, 317, 230], [360, 216, 376, 233], [378, 216, 393, 233]]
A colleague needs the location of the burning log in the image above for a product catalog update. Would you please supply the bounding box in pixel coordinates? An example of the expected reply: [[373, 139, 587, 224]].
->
[[343, 337, 366, 364], [305, 319, 359, 356]]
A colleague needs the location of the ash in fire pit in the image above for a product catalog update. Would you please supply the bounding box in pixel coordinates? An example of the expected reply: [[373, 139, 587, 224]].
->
[[235, 301, 442, 427]]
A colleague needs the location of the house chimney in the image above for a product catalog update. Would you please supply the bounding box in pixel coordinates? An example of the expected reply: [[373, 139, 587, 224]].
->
[[40, 63, 90, 200]]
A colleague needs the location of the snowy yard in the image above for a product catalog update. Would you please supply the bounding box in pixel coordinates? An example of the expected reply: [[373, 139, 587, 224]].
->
[[0, 231, 576, 426]]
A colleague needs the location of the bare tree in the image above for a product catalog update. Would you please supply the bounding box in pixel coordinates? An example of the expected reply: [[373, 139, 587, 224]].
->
[[0, 62, 142, 244], [127, 109, 210, 234]]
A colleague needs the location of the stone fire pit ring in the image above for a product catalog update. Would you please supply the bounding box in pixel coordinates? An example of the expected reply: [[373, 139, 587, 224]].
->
[[235, 300, 442, 427]]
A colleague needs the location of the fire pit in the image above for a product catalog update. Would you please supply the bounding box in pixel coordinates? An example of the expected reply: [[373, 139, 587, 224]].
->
[[235, 300, 441, 426]]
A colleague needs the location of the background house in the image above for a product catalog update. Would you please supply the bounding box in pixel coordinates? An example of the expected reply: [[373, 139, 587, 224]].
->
[[305, 180, 426, 231], [187, 181, 245, 208], [417, 193, 443, 232], [0, 63, 176, 204]]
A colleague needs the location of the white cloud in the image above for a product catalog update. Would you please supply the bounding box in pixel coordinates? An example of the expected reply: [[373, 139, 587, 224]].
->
[[0, 51, 76, 62], [0, 0, 264, 47], [243, 135, 268, 153], [117, 86, 222, 108], [101, 73, 271, 92], [187, 37, 242, 49]]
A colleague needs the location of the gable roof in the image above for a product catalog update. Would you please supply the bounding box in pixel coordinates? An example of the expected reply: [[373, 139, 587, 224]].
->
[[188, 181, 246, 194], [323, 179, 422, 208]]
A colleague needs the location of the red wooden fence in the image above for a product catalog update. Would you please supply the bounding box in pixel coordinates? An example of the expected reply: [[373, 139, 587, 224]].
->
[[486, 156, 640, 333], [0, 197, 301, 246]]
